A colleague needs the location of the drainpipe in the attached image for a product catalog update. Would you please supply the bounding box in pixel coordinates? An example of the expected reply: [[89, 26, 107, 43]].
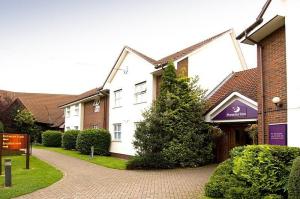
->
[[258, 45, 265, 144]]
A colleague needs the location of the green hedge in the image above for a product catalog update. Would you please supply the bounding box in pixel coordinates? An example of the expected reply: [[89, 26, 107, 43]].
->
[[205, 145, 300, 198], [0, 121, 4, 132], [62, 130, 80, 150], [42, 130, 62, 147], [76, 128, 111, 155], [126, 153, 174, 170], [288, 156, 300, 199]]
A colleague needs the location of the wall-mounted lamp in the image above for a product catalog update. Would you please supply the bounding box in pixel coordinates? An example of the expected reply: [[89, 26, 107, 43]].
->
[[272, 96, 282, 107], [117, 66, 128, 74]]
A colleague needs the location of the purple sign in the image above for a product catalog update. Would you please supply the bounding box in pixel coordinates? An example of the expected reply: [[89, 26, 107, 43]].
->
[[269, 124, 287, 146], [212, 100, 257, 121]]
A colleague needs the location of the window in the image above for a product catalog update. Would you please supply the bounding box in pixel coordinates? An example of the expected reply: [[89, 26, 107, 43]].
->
[[65, 107, 70, 118], [66, 126, 70, 131], [113, 123, 121, 141], [74, 104, 79, 116], [93, 100, 100, 112], [74, 126, 79, 130], [114, 89, 122, 107], [134, 81, 147, 103], [92, 124, 98, 129]]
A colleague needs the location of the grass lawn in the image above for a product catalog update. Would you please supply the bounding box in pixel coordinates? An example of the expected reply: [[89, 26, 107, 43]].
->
[[34, 145, 127, 170], [0, 155, 62, 199]]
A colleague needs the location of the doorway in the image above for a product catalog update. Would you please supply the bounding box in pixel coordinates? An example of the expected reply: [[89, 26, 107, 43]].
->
[[214, 124, 252, 162]]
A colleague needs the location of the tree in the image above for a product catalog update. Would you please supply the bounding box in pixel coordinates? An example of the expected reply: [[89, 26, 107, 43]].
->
[[0, 121, 4, 132], [133, 62, 213, 168], [14, 109, 35, 134]]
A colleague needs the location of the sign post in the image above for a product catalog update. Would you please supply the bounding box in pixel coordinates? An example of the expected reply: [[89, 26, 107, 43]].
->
[[0, 133, 3, 175], [26, 134, 30, 169]]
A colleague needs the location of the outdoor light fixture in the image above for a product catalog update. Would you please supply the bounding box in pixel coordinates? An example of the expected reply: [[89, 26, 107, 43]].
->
[[272, 96, 282, 107]]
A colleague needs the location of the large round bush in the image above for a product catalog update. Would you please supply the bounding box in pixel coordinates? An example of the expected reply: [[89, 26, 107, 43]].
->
[[62, 130, 80, 150], [76, 129, 111, 155], [42, 130, 62, 147], [288, 156, 300, 199]]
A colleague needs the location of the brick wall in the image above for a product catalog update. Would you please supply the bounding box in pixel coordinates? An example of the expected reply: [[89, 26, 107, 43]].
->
[[257, 26, 287, 144], [83, 96, 108, 129]]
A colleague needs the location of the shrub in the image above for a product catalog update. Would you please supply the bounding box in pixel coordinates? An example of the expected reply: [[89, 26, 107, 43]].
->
[[288, 156, 300, 199], [126, 153, 174, 170], [42, 130, 62, 147], [205, 145, 300, 198], [263, 194, 283, 199], [224, 186, 261, 199], [205, 159, 247, 198], [62, 130, 80, 150], [76, 129, 110, 155], [232, 145, 300, 195]]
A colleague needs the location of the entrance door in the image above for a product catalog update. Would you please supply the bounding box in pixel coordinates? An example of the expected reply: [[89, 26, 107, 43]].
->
[[215, 125, 252, 162]]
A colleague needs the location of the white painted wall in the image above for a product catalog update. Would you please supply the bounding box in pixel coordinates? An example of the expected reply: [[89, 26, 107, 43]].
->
[[187, 31, 245, 94], [286, 0, 300, 147], [107, 51, 155, 155], [64, 103, 84, 131]]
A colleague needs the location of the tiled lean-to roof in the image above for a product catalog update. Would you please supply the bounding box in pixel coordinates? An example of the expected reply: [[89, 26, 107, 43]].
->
[[207, 68, 258, 111]]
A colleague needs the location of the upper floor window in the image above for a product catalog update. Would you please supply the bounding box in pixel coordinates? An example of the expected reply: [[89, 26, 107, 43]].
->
[[114, 89, 122, 107], [65, 107, 70, 118], [134, 81, 147, 103], [74, 104, 79, 116], [93, 100, 100, 112], [113, 123, 121, 141]]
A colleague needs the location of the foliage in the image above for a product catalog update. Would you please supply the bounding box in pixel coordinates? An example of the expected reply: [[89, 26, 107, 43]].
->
[[263, 194, 283, 199], [76, 128, 111, 155], [224, 187, 261, 199], [30, 125, 43, 143], [14, 109, 35, 134], [34, 145, 127, 170], [42, 130, 62, 147], [288, 156, 300, 199], [126, 153, 174, 170], [205, 145, 300, 198], [62, 130, 80, 150], [132, 62, 213, 169], [0, 121, 4, 132], [245, 124, 258, 144], [209, 125, 224, 138], [0, 156, 62, 199]]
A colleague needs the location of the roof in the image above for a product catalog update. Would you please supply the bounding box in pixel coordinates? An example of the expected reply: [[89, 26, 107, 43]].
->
[[125, 46, 158, 65], [0, 89, 76, 127], [206, 68, 257, 112], [156, 29, 232, 67]]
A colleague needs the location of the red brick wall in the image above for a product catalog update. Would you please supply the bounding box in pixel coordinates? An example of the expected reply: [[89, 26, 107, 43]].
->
[[83, 96, 107, 129], [177, 58, 188, 77], [257, 26, 287, 144]]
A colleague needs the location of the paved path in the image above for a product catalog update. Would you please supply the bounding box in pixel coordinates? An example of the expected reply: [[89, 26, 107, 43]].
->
[[17, 149, 216, 199]]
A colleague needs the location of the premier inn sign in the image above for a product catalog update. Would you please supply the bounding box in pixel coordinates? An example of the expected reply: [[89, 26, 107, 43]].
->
[[212, 100, 257, 121]]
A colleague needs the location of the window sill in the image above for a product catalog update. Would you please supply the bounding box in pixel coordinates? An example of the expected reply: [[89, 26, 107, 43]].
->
[[134, 101, 147, 105], [112, 106, 122, 109], [112, 140, 122, 143]]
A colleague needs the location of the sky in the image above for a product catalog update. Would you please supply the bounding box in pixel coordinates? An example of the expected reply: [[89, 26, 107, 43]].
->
[[0, 0, 264, 94]]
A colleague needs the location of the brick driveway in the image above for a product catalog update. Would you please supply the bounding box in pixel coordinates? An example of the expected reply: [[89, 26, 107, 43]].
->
[[17, 149, 216, 199]]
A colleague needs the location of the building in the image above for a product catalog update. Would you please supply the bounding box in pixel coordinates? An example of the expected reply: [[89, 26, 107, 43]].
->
[[237, 0, 300, 147], [205, 68, 257, 162], [59, 88, 109, 131], [0, 89, 76, 132], [103, 29, 248, 157]]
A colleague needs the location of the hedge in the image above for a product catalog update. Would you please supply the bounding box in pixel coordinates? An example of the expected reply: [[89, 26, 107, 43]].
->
[[126, 153, 174, 170], [62, 130, 80, 150], [42, 130, 62, 147], [76, 128, 111, 155], [288, 156, 300, 199], [205, 145, 300, 198]]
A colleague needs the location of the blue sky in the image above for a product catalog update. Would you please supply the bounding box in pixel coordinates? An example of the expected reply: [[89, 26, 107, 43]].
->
[[0, 0, 263, 94]]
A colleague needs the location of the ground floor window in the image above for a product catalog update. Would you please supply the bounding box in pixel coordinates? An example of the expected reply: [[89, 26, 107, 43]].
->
[[113, 123, 121, 141]]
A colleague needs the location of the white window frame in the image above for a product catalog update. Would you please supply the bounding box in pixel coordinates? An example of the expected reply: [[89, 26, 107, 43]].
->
[[114, 89, 122, 107], [93, 100, 100, 112], [113, 123, 122, 141], [65, 107, 70, 118], [74, 104, 79, 116], [134, 81, 147, 104], [74, 126, 79, 130], [92, 124, 98, 129]]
